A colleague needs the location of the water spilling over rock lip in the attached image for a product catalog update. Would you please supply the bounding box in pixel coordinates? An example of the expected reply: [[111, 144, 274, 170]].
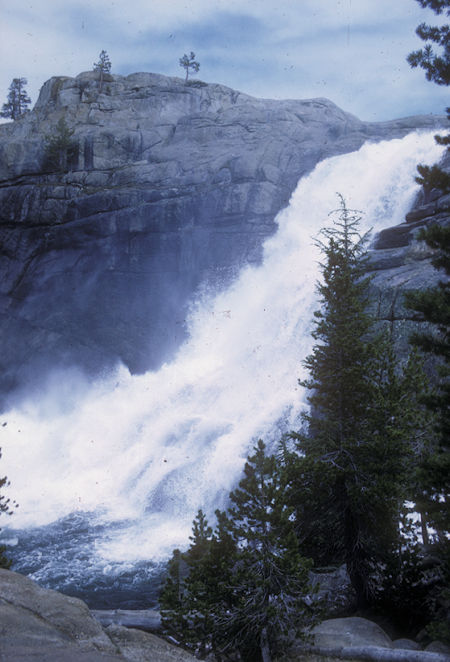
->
[[1, 131, 445, 607]]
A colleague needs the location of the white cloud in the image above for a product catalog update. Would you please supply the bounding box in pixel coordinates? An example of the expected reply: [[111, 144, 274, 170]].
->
[[0, 0, 447, 121]]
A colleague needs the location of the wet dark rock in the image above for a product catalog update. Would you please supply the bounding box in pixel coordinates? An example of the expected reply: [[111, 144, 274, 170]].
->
[[405, 203, 438, 223]]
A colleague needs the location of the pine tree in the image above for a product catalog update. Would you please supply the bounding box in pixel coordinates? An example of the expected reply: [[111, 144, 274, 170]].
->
[[160, 443, 317, 661], [407, 1, 450, 194], [160, 509, 227, 656], [93, 50, 112, 92], [0, 448, 17, 568], [1, 78, 31, 120], [220, 440, 315, 662], [404, 224, 450, 539], [289, 196, 431, 608], [159, 548, 188, 639], [407, 0, 450, 85], [179, 52, 200, 83], [43, 117, 77, 172], [405, 0, 450, 558]]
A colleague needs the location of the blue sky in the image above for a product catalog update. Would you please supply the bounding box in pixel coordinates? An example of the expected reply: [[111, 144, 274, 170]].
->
[[1, 0, 448, 122]]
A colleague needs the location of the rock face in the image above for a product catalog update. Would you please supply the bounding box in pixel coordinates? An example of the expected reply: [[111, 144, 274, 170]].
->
[[0, 568, 195, 662], [0, 70, 446, 404], [368, 149, 450, 356], [2, 569, 449, 662], [310, 565, 356, 615], [312, 617, 393, 649], [306, 617, 450, 661]]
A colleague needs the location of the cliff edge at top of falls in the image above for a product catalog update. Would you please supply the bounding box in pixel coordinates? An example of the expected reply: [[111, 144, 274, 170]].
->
[[0, 70, 445, 181], [0, 70, 447, 404]]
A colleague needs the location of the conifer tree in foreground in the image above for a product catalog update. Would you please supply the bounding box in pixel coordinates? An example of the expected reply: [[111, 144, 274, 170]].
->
[[405, 224, 449, 538], [220, 440, 316, 662], [287, 196, 431, 608], [160, 441, 317, 661], [406, 3, 450, 522], [403, 225, 450, 643], [1, 78, 31, 120], [405, 6, 450, 640]]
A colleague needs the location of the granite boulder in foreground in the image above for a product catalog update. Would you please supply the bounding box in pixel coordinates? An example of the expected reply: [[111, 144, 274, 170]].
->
[[0, 568, 195, 661], [1, 569, 450, 662]]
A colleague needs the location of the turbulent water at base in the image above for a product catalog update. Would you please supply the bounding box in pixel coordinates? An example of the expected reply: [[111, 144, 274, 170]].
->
[[0, 132, 445, 608]]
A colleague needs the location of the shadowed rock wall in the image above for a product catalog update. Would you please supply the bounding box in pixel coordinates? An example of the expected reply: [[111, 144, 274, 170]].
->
[[0, 71, 447, 403]]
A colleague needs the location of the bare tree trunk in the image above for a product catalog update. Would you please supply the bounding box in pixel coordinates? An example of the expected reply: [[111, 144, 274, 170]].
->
[[419, 507, 429, 546], [260, 627, 271, 662]]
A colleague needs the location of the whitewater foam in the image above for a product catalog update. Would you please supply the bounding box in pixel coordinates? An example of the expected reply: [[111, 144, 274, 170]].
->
[[1, 131, 445, 569]]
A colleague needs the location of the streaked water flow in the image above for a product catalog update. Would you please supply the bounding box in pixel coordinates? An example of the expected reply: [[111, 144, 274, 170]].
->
[[0, 132, 444, 606]]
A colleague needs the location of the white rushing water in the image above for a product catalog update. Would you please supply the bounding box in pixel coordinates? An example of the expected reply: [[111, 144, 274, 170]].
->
[[0, 132, 445, 566]]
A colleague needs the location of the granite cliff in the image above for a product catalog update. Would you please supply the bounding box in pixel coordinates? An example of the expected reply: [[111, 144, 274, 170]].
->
[[0, 71, 447, 403]]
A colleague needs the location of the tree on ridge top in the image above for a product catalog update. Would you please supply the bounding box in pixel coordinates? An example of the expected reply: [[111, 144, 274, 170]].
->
[[1, 78, 31, 120], [179, 52, 200, 83], [93, 50, 112, 92]]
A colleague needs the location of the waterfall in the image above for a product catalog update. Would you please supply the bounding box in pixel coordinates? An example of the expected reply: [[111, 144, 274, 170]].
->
[[0, 132, 444, 598]]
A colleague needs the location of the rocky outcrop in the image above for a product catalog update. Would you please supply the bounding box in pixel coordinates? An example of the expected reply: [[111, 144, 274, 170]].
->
[[0, 71, 446, 404], [0, 569, 449, 662], [310, 565, 356, 615], [368, 149, 450, 357], [3, 569, 450, 662], [0, 568, 195, 662], [295, 617, 450, 661], [312, 617, 394, 649]]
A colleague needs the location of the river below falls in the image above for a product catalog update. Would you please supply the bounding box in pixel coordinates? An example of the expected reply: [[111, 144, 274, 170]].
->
[[6, 513, 164, 609]]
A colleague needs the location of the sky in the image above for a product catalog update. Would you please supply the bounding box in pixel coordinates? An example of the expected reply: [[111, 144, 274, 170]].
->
[[0, 0, 448, 123]]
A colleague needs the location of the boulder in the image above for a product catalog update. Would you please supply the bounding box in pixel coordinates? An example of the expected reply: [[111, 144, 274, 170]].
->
[[392, 639, 421, 650], [0, 569, 195, 662], [301, 617, 450, 661], [0, 568, 117, 656], [311, 617, 393, 648], [296, 617, 450, 661], [425, 640, 450, 654], [106, 624, 195, 662]]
